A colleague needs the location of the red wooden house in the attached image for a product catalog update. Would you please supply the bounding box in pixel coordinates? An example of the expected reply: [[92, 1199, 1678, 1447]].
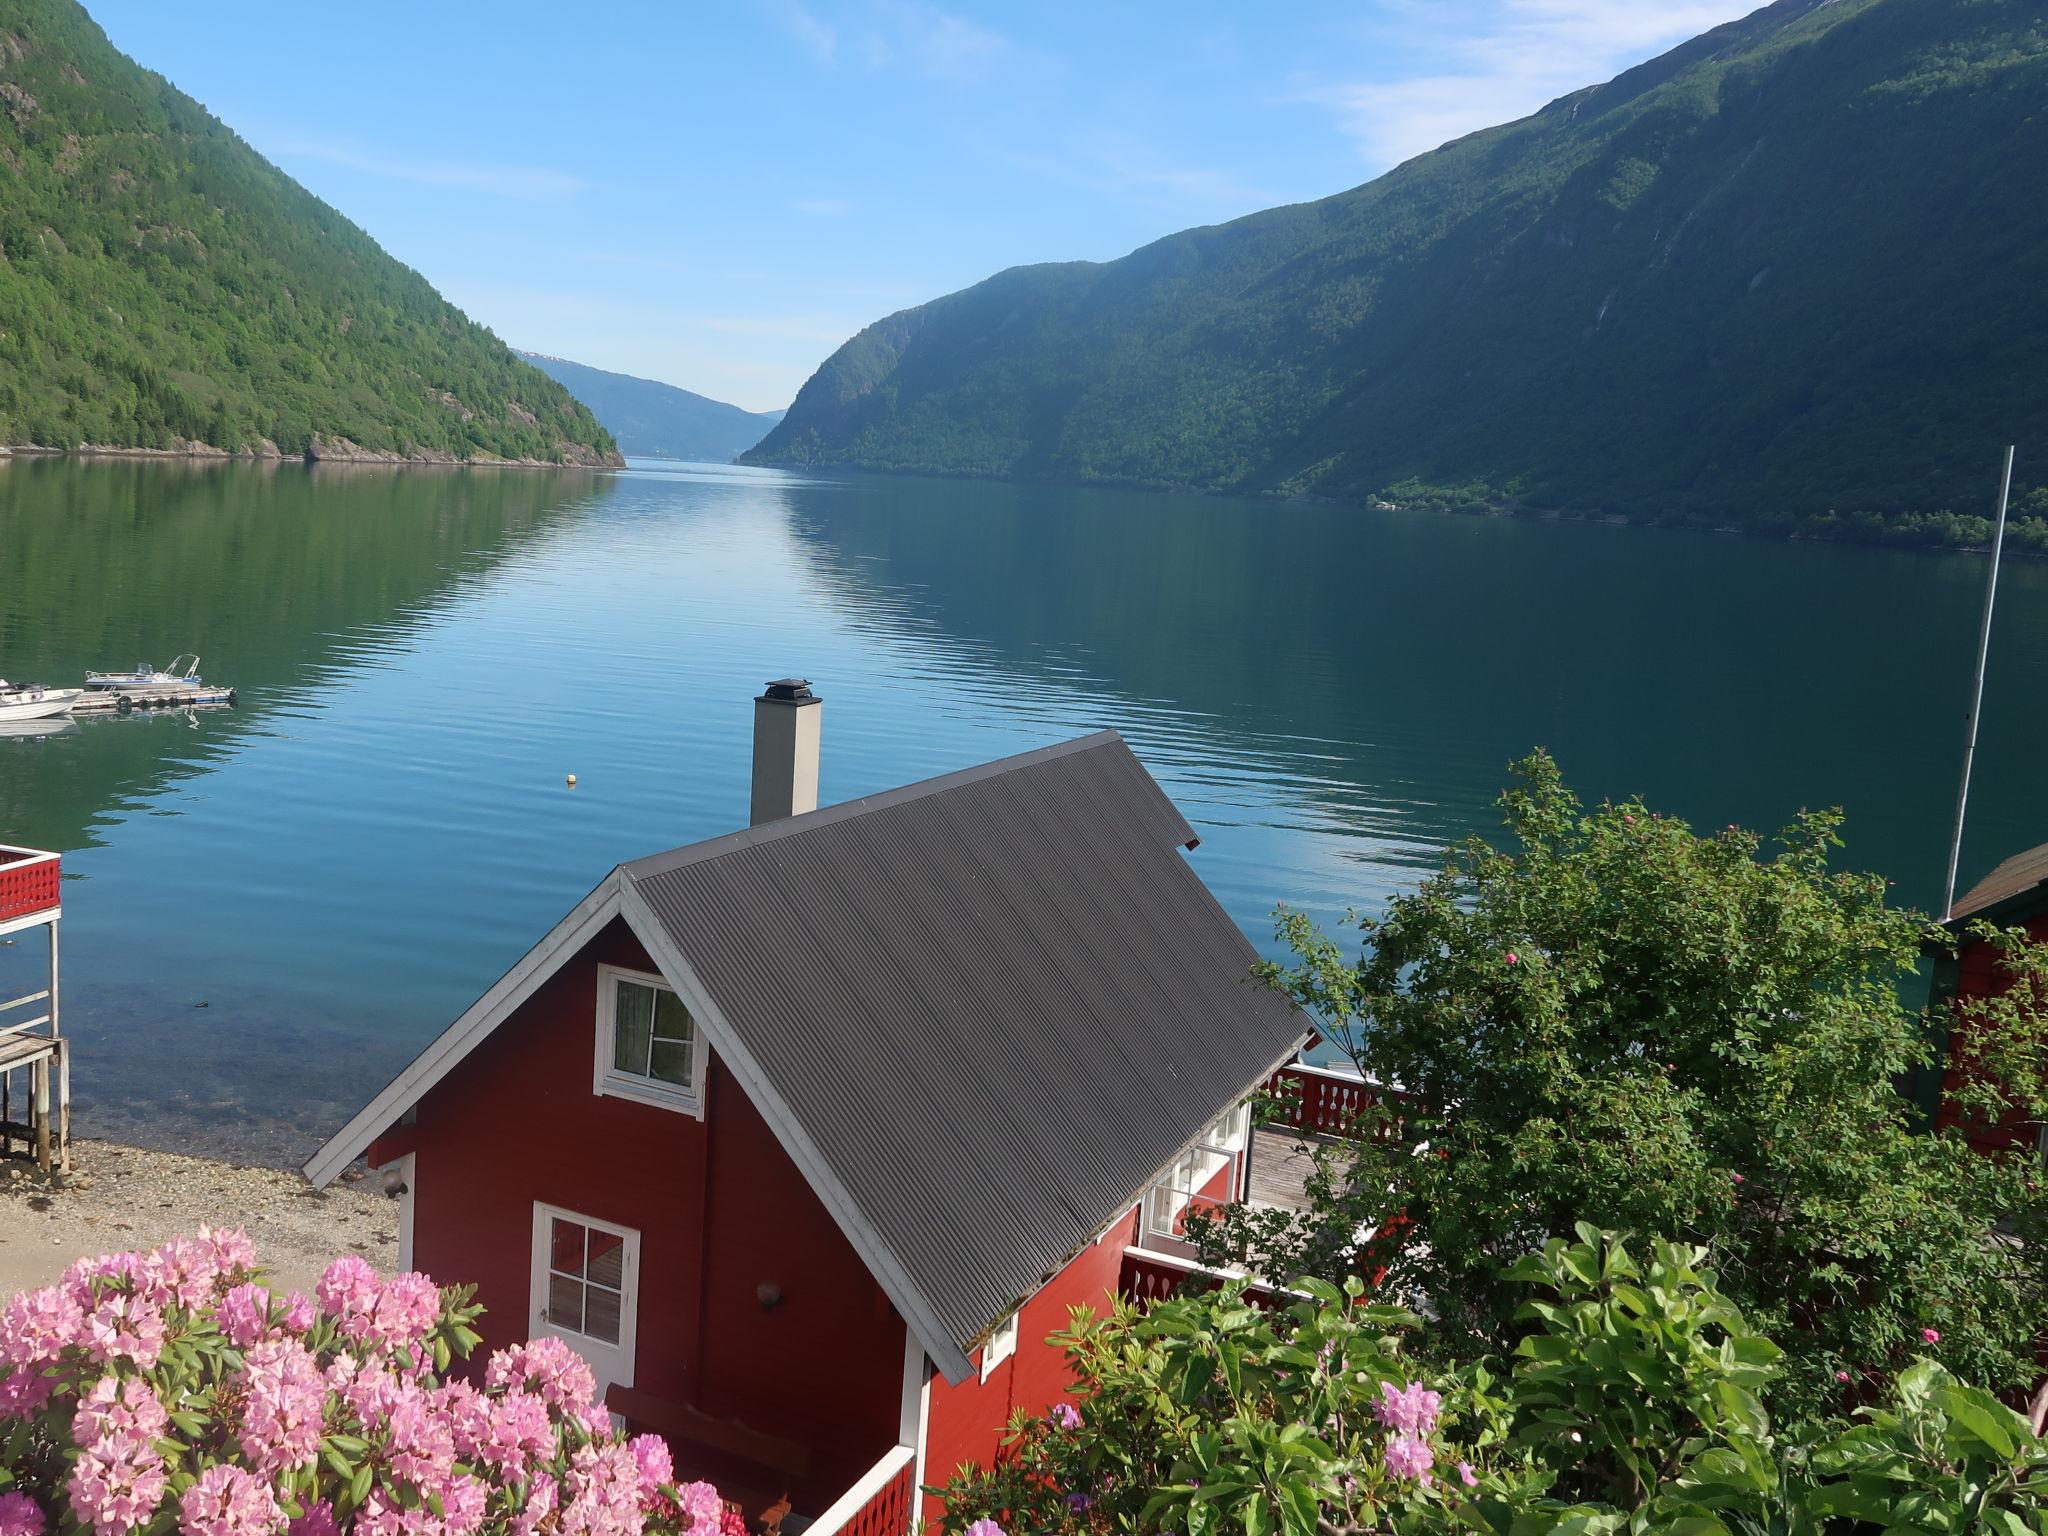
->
[[1924, 843, 2048, 1157], [307, 681, 1305, 1533]]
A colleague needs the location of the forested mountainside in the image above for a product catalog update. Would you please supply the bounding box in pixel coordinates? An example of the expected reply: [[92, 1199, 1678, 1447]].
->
[[747, 0, 2048, 545], [0, 0, 620, 465], [516, 351, 781, 462]]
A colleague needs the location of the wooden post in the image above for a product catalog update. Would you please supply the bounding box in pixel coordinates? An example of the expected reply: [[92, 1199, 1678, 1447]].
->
[[33, 1058, 50, 1172], [51, 921, 65, 1170]]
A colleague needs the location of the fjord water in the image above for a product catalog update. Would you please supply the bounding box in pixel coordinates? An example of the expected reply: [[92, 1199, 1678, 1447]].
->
[[0, 456, 2043, 1163]]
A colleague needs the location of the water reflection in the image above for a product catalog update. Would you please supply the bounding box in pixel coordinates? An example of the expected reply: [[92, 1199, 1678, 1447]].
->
[[0, 458, 2038, 1163]]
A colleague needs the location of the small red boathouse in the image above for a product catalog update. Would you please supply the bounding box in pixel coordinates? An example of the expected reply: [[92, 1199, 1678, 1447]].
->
[[1925, 843, 2048, 1157], [308, 681, 1305, 1531]]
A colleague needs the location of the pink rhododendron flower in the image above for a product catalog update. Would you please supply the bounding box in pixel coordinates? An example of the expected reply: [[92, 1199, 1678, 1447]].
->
[[511, 1473, 559, 1536], [60, 1252, 143, 1309], [0, 1366, 54, 1420], [68, 1419, 169, 1536], [558, 1441, 646, 1536], [1836, 1370, 1851, 1382], [279, 1292, 316, 1334], [1048, 1400, 1082, 1429], [1384, 1433, 1434, 1483], [140, 1236, 220, 1311], [674, 1481, 726, 1536], [963, 1522, 1007, 1536], [218, 1283, 273, 1349], [1458, 1461, 1478, 1488], [0, 1491, 43, 1536], [286, 1503, 339, 1536], [484, 1336, 599, 1413], [1373, 1380, 1442, 1438], [1505, 952, 1519, 964], [238, 1339, 327, 1475], [1922, 1327, 1941, 1343], [629, 1433, 674, 1493], [178, 1464, 284, 1536], [200, 1226, 258, 1278], [82, 1294, 165, 1368], [0, 1284, 84, 1370], [315, 1256, 380, 1322]]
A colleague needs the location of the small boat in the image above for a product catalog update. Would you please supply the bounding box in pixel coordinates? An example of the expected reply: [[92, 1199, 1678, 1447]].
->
[[0, 681, 83, 722], [85, 654, 203, 691]]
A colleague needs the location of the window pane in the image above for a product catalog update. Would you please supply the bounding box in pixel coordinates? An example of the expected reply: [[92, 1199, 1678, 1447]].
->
[[586, 1230, 625, 1290], [551, 1219, 586, 1277], [583, 1286, 621, 1344], [612, 981, 655, 1076], [548, 1274, 584, 1333], [648, 1038, 694, 1087], [652, 989, 694, 1044]]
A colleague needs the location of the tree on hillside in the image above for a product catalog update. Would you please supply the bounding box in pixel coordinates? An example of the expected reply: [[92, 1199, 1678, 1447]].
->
[[1191, 753, 2048, 1422]]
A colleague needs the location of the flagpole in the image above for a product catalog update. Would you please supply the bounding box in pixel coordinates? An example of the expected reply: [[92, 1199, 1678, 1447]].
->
[[1943, 444, 2018, 919]]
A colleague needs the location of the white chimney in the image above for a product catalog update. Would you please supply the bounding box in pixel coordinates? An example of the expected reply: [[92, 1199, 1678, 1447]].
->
[[751, 678, 821, 826]]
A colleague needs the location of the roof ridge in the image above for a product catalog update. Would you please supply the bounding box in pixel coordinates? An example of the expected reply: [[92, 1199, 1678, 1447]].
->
[[621, 729, 1132, 881]]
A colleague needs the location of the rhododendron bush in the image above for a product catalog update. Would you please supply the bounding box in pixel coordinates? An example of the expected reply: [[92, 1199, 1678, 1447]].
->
[[939, 1229, 2048, 1536], [0, 1230, 732, 1536]]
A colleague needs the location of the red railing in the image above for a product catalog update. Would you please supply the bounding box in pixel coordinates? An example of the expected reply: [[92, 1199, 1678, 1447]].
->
[[1263, 1063, 1407, 1138], [809, 1445, 916, 1536], [0, 846, 59, 925]]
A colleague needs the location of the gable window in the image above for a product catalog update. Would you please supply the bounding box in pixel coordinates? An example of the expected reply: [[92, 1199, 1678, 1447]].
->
[[595, 964, 707, 1115], [980, 1309, 1018, 1381]]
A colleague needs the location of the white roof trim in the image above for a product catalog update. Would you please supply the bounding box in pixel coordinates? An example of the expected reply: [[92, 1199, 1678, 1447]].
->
[[612, 879, 977, 1384], [302, 877, 626, 1188]]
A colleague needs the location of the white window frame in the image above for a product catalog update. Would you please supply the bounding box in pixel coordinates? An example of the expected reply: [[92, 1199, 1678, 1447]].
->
[[980, 1309, 1018, 1381], [530, 1202, 641, 1392], [593, 963, 708, 1117], [1204, 1102, 1251, 1155]]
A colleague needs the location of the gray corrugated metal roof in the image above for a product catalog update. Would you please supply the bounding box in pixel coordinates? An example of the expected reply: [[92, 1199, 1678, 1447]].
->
[[624, 731, 1303, 1362]]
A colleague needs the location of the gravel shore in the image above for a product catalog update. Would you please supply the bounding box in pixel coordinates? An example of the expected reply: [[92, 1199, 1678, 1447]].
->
[[0, 1140, 398, 1298]]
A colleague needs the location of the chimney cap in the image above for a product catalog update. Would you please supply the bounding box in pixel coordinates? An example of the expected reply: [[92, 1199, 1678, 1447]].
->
[[759, 678, 817, 704]]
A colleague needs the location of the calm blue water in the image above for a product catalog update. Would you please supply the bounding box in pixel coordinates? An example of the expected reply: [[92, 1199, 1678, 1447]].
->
[[0, 456, 2041, 1162]]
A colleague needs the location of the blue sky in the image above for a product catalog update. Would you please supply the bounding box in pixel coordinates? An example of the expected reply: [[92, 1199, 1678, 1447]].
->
[[86, 1, 1759, 412]]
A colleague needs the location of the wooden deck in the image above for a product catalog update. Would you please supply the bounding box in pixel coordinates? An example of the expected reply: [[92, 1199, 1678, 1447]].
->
[[1245, 1126, 1349, 1214]]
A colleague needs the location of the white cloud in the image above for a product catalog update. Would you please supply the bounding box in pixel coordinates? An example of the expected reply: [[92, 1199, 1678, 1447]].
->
[[764, 0, 839, 62], [270, 140, 587, 201], [1306, 0, 1764, 171], [767, 0, 1014, 81]]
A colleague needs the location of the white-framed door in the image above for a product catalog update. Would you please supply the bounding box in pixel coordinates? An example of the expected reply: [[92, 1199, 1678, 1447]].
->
[[530, 1202, 641, 1398]]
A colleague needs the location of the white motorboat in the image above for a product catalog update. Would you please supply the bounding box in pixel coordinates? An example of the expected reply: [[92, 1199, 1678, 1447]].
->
[[0, 681, 83, 722], [85, 654, 203, 691]]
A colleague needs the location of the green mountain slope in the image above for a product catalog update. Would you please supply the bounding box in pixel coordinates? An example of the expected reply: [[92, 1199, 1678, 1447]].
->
[[0, 0, 619, 465], [515, 351, 782, 462], [747, 0, 2048, 540]]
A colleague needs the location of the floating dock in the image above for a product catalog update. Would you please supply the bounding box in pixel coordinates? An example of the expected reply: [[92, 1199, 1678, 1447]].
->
[[71, 683, 237, 715]]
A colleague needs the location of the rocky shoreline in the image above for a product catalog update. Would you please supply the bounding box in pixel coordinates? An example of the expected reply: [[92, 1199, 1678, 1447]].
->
[[0, 437, 623, 469], [0, 1141, 397, 1299]]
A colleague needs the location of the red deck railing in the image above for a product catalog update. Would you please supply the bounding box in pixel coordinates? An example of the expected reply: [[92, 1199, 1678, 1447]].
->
[[808, 1445, 916, 1536], [1119, 1247, 1288, 1312], [0, 846, 60, 926], [1263, 1062, 1407, 1137]]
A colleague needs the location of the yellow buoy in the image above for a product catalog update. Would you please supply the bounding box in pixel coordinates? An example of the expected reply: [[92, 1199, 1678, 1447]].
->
[[565, 773, 578, 788]]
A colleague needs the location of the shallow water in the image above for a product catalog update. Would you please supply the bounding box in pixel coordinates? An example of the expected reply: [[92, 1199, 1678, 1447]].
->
[[0, 456, 2038, 1163]]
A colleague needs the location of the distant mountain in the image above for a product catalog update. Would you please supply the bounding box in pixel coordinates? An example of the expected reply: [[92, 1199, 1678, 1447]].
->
[[0, 0, 619, 465], [515, 352, 782, 463], [748, 0, 2048, 543]]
